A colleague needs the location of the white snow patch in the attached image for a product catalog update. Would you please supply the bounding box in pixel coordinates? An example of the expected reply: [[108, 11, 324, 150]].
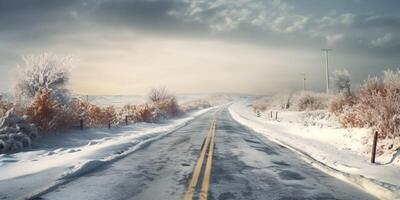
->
[[62, 159, 106, 179]]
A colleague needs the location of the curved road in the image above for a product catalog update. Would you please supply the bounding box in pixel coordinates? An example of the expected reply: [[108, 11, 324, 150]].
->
[[39, 107, 377, 200]]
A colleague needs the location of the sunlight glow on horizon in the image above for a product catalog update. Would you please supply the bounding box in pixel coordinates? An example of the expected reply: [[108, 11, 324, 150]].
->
[[66, 35, 318, 95]]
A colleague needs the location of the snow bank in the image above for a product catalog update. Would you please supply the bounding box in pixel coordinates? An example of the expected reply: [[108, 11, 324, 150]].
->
[[0, 107, 212, 200], [62, 159, 106, 179], [229, 101, 400, 200]]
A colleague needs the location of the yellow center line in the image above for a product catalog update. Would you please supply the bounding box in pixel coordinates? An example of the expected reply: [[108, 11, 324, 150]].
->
[[184, 117, 215, 200], [199, 117, 216, 200]]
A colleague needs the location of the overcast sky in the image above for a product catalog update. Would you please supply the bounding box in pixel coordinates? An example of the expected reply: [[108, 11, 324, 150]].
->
[[1, 0, 399, 95]]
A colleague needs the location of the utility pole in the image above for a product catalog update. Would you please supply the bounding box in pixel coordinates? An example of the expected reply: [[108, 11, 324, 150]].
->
[[321, 49, 332, 94], [301, 73, 306, 91]]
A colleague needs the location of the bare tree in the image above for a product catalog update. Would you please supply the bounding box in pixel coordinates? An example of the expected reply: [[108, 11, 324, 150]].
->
[[148, 86, 170, 102], [332, 69, 351, 95]]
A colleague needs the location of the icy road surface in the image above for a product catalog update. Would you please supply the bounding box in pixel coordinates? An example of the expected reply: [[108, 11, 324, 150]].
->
[[38, 107, 376, 200]]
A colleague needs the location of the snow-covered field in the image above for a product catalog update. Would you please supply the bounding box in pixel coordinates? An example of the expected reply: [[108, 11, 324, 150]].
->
[[229, 101, 400, 200], [0, 108, 212, 200], [74, 94, 210, 108]]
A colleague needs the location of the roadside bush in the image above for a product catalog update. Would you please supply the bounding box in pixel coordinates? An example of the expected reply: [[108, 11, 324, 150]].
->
[[134, 104, 155, 123], [180, 99, 211, 112], [356, 71, 400, 139], [252, 91, 327, 112], [0, 108, 38, 153], [119, 104, 136, 122], [26, 89, 78, 133], [14, 53, 78, 133], [119, 96, 181, 124], [329, 93, 364, 128], [291, 91, 328, 111], [153, 97, 180, 118], [330, 70, 400, 139], [73, 99, 118, 128], [253, 97, 269, 112]]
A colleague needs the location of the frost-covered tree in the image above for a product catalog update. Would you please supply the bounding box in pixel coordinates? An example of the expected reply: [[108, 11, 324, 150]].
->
[[13, 53, 79, 133], [332, 69, 351, 95], [14, 53, 76, 106]]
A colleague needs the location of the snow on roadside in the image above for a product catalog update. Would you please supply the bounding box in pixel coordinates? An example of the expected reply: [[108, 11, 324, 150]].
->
[[229, 101, 400, 200], [0, 108, 212, 200]]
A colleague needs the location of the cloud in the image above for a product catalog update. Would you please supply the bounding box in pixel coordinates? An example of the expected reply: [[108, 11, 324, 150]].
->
[[180, 0, 308, 33], [339, 13, 355, 25], [1, 0, 400, 94], [326, 34, 344, 46], [371, 33, 393, 47], [317, 13, 355, 28]]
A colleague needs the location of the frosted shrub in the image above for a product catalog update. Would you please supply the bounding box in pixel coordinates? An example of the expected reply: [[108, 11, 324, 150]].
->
[[0, 109, 38, 153], [119, 97, 181, 124], [14, 53, 78, 133], [119, 104, 137, 122], [139, 87, 180, 122], [27, 89, 60, 132], [180, 99, 211, 112], [26, 89, 79, 132], [134, 104, 155, 123], [356, 70, 400, 139], [73, 99, 118, 128], [292, 91, 328, 111], [252, 91, 327, 112], [154, 97, 180, 118], [329, 93, 363, 127], [331, 70, 400, 140], [253, 97, 269, 112]]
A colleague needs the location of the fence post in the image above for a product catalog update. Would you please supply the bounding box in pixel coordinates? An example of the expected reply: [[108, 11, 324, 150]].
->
[[270, 111, 273, 119], [108, 121, 111, 129], [371, 131, 378, 163], [125, 116, 128, 126], [275, 111, 278, 120], [80, 119, 84, 130]]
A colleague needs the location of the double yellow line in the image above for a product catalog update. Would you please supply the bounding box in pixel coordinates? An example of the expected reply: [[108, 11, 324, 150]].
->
[[184, 114, 217, 200]]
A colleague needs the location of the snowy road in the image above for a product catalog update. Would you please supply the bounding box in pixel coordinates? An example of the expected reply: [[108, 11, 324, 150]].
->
[[38, 107, 377, 200]]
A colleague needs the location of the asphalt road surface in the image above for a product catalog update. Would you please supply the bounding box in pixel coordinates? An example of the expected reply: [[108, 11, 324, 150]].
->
[[38, 107, 377, 200]]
